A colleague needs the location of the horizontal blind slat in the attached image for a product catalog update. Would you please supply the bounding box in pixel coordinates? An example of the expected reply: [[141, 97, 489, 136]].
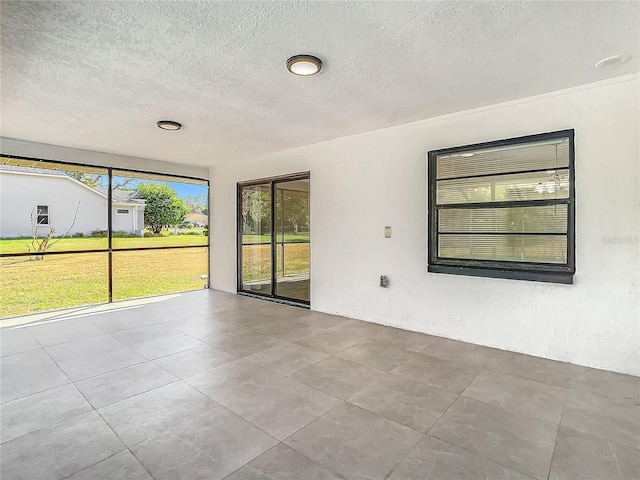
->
[[438, 234, 568, 264], [436, 169, 570, 205], [439, 205, 568, 233], [436, 139, 569, 179]]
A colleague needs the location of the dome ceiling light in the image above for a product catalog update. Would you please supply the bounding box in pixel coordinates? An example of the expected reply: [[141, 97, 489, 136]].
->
[[595, 55, 629, 69], [157, 120, 182, 131], [286, 55, 322, 76]]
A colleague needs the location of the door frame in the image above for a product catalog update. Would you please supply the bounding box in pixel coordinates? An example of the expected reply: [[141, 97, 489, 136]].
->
[[236, 172, 310, 306]]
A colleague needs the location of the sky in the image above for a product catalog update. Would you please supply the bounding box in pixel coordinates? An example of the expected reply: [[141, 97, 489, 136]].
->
[[171, 181, 207, 199], [111, 175, 208, 200]]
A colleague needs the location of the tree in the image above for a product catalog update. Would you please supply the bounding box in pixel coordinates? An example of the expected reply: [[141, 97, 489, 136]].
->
[[67, 172, 102, 188], [136, 183, 189, 234], [27, 202, 80, 260], [183, 193, 208, 214], [65, 171, 136, 190], [279, 192, 309, 234], [241, 189, 270, 234]]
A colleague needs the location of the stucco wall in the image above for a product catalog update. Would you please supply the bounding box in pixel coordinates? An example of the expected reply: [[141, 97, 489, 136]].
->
[[210, 75, 640, 375], [0, 172, 108, 237]]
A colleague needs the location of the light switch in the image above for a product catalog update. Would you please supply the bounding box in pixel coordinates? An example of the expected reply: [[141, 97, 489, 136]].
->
[[384, 226, 392, 238]]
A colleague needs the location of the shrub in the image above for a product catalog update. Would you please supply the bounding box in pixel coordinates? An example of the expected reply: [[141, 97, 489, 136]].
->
[[112, 230, 140, 238], [91, 230, 141, 238], [72, 232, 84, 238], [203, 230, 208, 237]]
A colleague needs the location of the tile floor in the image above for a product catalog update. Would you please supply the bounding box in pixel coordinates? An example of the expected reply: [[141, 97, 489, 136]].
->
[[1, 289, 639, 480]]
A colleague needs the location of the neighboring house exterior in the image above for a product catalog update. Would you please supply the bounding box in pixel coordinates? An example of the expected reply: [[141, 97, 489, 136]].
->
[[0, 165, 145, 238], [183, 213, 208, 227]]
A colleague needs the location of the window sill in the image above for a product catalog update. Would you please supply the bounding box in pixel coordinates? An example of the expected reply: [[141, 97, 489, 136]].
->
[[428, 265, 574, 284]]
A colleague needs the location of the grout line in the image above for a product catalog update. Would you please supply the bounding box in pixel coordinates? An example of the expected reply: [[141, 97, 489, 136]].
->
[[383, 432, 427, 480], [86, 380, 182, 410], [127, 447, 159, 480], [546, 391, 569, 480], [422, 432, 539, 480], [425, 395, 545, 480], [58, 450, 129, 480], [68, 358, 149, 384], [424, 393, 461, 438]]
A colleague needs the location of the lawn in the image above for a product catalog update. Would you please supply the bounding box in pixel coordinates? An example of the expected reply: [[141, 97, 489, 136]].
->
[[242, 243, 309, 282], [0, 235, 308, 318], [0, 236, 209, 318], [0, 234, 207, 254], [242, 233, 310, 244]]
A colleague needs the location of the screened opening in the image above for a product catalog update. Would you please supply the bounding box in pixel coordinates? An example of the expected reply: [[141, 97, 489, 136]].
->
[[0, 155, 209, 318], [428, 130, 575, 284]]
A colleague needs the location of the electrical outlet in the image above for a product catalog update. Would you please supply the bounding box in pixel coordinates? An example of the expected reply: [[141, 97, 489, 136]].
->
[[384, 226, 392, 238], [380, 275, 389, 288]]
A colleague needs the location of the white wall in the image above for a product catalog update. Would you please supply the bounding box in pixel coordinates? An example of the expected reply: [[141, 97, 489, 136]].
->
[[210, 75, 640, 375], [0, 172, 108, 237], [111, 205, 142, 234]]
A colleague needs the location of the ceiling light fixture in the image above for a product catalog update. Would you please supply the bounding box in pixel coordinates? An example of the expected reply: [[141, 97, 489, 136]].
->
[[157, 120, 182, 131], [595, 55, 629, 69], [286, 54, 322, 76]]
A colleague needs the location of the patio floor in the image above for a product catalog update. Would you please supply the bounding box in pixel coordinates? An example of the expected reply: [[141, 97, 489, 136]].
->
[[1, 289, 638, 479]]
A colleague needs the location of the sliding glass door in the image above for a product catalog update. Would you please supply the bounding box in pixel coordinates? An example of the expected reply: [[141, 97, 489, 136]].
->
[[275, 179, 310, 302], [238, 173, 310, 305], [239, 182, 272, 296]]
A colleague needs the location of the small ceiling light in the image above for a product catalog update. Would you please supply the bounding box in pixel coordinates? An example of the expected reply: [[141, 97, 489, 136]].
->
[[157, 120, 182, 131], [287, 55, 322, 76], [595, 55, 629, 69], [460, 153, 475, 157]]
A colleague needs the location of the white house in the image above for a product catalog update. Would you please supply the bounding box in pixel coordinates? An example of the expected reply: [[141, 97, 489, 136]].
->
[[0, 165, 145, 237]]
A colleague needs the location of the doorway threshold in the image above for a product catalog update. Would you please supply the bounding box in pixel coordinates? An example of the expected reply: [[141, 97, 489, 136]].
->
[[237, 291, 310, 309]]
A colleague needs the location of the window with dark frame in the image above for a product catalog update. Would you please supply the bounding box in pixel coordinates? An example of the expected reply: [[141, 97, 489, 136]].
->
[[428, 130, 575, 284], [116, 208, 130, 214], [36, 205, 49, 225]]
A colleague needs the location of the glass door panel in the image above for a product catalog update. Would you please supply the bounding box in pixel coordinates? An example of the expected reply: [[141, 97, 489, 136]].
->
[[274, 179, 309, 302], [239, 183, 272, 295]]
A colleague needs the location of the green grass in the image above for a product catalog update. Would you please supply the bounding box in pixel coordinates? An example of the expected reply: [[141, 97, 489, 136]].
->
[[0, 235, 207, 254], [0, 233, 209, 318], [242, 243, 309, 282], [0, 235, 307, 318], [242, 233, 310, 244]]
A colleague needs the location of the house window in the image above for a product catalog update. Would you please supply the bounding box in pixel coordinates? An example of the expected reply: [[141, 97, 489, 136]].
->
[[36, 205, 49, 225], [116, 208, 130, 215], [428, 130, 575, 284]]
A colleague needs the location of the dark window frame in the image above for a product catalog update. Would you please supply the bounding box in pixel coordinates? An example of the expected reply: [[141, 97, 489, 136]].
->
[[427, 129, 575, 284], [36, 205, 50, 225]]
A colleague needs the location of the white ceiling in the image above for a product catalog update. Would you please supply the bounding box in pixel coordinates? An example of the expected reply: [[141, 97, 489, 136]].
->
[[1, 1, 638, 167]]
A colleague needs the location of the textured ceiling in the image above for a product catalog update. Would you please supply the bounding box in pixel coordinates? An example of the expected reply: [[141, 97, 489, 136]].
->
[[1, 1, 638, 167]]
